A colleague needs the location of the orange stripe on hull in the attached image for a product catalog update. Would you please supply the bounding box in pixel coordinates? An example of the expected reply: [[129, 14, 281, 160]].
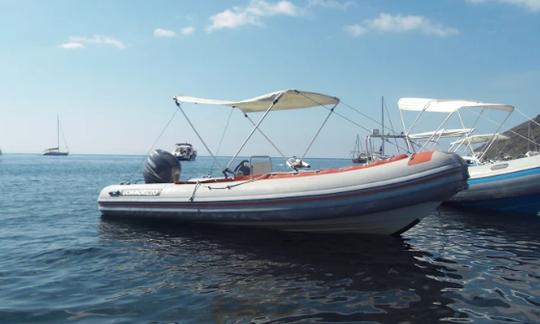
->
[[408, 151, 434, 166]]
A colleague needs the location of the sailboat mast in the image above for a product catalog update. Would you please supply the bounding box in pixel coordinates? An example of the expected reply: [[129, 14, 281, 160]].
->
[[381, 96, 385, 155], [57, 114, 60, 149]]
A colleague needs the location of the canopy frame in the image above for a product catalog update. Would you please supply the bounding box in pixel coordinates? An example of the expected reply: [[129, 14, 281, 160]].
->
[[174, 89, 340, 177], [398, 97, 516, 162]]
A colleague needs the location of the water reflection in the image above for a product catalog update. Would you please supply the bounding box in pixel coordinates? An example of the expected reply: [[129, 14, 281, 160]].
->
[[406, 208, 540, 323], [98, 219, 466, 322]]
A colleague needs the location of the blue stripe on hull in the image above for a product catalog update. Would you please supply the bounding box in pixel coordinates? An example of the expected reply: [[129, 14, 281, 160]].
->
[[449, 193, 540, 215], [469, 166, 540, 185]]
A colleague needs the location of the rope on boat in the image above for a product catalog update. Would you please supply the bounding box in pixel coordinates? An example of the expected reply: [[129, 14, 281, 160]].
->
[[514, 107, 540, 129], [128, 108, 179, 183], [244, 113, 287, 158], [204, 173, 271, 190], [338, 99, 412, 154], [464, 107, 540, 147], [175, 100, 224, 171], [208, 108, 235, 176], [301, 104, 336, 159], [341, 100, 402, 135]]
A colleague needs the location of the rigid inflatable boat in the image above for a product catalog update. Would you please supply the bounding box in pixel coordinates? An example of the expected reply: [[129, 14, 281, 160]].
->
[[399, 98, 540, 215], [447, 154, 540, 214], [98, 90, 469, 235]]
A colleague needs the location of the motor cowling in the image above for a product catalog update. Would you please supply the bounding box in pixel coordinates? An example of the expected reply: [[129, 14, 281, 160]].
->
[[143, 149, 181, 184]]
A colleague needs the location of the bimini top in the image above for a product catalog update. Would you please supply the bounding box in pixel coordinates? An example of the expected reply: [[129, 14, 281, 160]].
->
[[450, 133, 510, 146], [174, 89, 340, 113], [398, 98, 514, 113], [408, 128, 474, 140]]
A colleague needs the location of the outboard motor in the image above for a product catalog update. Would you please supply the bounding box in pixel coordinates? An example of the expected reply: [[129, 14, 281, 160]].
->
[[143, 149, 181, 184]]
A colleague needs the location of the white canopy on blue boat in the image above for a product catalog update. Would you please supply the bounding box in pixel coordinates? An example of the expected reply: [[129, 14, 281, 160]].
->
[[409, 128, 474, 140], [398, 98, 514, 113], [450, 133, 510, 146], [174, 89, 340, 113]]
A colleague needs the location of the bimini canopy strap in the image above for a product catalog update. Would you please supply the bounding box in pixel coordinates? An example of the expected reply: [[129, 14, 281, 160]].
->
[[398, 98, 514, 113], [174, 89, 340, 113]]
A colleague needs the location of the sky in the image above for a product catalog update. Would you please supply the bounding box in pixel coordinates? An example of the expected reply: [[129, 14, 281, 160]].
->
[[0, 0, 539, 158]]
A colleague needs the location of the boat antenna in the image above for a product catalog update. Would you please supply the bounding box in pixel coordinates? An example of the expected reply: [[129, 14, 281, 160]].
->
[[381, 96, 385, 155], [339, 99, 412, 154], [57, 114, 60, 150], [174, 98, 224, 171], [384, 98, 400, 151]]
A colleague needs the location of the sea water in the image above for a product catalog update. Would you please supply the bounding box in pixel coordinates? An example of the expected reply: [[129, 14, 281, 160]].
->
[[0, 154, 539, 323]]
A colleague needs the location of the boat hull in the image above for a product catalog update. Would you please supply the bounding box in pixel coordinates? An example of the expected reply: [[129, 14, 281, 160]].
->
[[445, 155, 540, 215], [42, 151, 69, 156], [98, 151, 469, 235], [175, 154, 196, 161]]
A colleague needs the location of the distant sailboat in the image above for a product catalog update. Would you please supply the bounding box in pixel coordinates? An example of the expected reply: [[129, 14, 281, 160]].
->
[[43, 115, 69, 156]]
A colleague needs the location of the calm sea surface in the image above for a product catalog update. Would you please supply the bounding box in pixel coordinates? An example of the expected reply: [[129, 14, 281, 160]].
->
[[1, 154, 539, 323]]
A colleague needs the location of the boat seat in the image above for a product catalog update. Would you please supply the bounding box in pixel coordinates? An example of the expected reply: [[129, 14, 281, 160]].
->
[[250, 156, 272, 176]]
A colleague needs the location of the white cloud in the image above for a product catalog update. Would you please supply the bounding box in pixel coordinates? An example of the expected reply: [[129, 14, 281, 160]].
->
[[207, 0, 298, 32], [59, 42, 85, 49], [154, 28, 176, 38], [307, 0, 356, 10], [466, 0, 540, 12], [181, 26, 195, 35], [59, 35, 126, 49], [344, 13, 459, 38], [343, 24, 366, 37]]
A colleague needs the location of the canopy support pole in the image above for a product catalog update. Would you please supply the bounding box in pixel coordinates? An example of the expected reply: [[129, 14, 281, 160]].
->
[[174, 98, 223, 170], [301, 103, 337, 159], [405, 101, 431, 137], [399, 108, 413, 153], [223, 93, 283, 176], [405, 101, 433, 152], [419, 112, 454, 152], [244, 114, 286, 158], [478, 111, 512, 162], [454, 111, 476, 156]]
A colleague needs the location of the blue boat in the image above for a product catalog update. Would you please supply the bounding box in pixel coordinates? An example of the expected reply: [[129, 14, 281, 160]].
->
[[398, 98, 540, 215], [446, 155, 540, 214]]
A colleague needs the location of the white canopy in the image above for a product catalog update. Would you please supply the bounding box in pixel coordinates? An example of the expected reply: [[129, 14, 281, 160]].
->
[[408, 128, 474, 140], [450, 133, 510, 146], [398, 98, 514, 113], [174, 89, 340, 113]]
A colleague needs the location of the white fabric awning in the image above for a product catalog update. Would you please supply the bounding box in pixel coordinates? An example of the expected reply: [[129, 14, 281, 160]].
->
[[409, 128, 474, 140], [174, 89, 340, 113], [450, 133, 510, 146], [398, 98, 514, 113]]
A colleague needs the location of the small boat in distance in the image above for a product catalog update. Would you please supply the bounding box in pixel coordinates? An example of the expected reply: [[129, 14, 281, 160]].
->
[[43, 115, 69, 156], [351, 134, 369, 164], [172, 143, 197, 161]]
